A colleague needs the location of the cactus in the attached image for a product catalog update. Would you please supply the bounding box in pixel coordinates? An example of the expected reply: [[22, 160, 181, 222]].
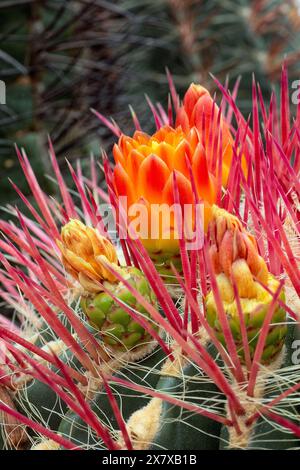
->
[[80, 267, 157, 351], [0, 66, 299, 451], [56, 218, 158, 351], [2, 0, 300, 210], [0, 0, 120, 210], [117, 0, 300, 120]]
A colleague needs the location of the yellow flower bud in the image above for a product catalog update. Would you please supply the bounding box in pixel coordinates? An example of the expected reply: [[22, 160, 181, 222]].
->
[[231, 259, 257, 298], [57, 219, 119, 291], [216, 273, 234, 303], [209, 205, 269, 298]]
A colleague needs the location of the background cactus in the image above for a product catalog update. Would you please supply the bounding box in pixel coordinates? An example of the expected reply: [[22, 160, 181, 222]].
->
[[0, 0, 121, 211], [0, 67, 299, 451], [115, 0, 300, 123]]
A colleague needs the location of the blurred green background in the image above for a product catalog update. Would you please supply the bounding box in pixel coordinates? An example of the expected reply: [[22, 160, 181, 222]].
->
[[1, 0, 300, 210]]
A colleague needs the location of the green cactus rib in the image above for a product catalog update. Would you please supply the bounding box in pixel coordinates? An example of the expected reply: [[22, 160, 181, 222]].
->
[[151, 324, 300, 450], [58, 346, 166, 448], [3, 322, 300, 450], [80, 267, 158, 351], [150, 343, 224, 450], [247, 323, 300, 450], [15, 349, 81, 438], [205, 279, 287, 364], [148, 251, 183, 283]]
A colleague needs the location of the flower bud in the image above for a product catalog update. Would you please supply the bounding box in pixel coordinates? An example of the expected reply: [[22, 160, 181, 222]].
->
[[57, 219, 119, 291], [205, 206, 286, 364]]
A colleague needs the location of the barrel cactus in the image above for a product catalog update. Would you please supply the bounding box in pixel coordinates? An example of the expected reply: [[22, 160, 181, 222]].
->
[[0, 66, 299, 451]]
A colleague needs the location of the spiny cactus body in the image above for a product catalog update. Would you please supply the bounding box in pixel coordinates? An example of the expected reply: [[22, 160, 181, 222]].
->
[[0, 68, 299, 452], [81, 267, 157, 350]]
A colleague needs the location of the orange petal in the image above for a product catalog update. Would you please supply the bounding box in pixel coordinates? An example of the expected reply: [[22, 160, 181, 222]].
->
[[219, 230, 234, 278], [137, 144, 152, 157], [193, 95, 235, 184], [113, 163, 135, 205], [192, 143, 216, 204], [159, 142, 175, 169], [187, 127, 200, 152], [61, 245, 99, 278], [153, 125, 173, 143], [118, 135, 131, 153], [113, 144, 126, 166], [133, 131, 150, 145], [175, 107, 190, 132], [162, 170, 193, 207], [138, 154, 170, 203], [173, 139, 190, 177], [194, 93, 216, 144], [209, 244, 221, 274], [127, 149, 145, 180], [219, 128, 234, 184], [183, 83, 210, 119]]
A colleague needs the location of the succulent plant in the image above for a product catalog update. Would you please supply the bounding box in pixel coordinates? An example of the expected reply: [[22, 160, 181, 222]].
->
[[55, 219, 158, 352], [2, 0, 300, 213], [0, 66, 299, 452], [80, 267, 157, 351]]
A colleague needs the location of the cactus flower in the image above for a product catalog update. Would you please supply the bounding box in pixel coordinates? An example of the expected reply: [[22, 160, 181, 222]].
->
[[57, 219, 119, 292], [111, 84, 242, 281], [113, 125, 217, 279], [176, 84, 242, 186], [205, 206, 287, 363]]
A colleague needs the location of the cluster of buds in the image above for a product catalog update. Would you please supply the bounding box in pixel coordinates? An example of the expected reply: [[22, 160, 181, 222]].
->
[[206, 206, 287, 363]]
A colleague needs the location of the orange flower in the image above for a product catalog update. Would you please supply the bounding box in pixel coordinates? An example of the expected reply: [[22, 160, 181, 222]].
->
[[113, 125, 216, 205], [176, 84, 235, 186], [113, 125, 216, 250], [111, 84, 239, 279]]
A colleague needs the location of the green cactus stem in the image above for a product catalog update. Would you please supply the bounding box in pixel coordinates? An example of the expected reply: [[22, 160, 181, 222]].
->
[[205, 275, 287, 364], [80, 267, 158, 351]]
